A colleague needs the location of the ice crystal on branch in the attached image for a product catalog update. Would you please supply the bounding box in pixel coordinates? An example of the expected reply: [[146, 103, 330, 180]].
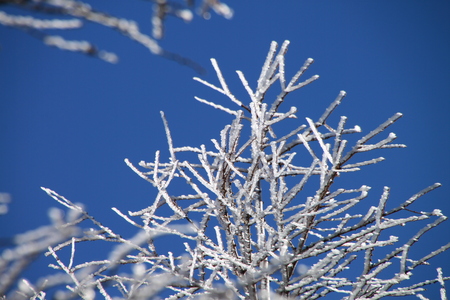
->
[[2, 40, 448, 299]]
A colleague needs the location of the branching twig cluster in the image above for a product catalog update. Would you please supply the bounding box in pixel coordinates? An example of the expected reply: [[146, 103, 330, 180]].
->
[[1, 40, 448, 299]]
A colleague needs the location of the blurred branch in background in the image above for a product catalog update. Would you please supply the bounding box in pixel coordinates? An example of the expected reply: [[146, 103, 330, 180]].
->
[[0, 0, 232, 72]]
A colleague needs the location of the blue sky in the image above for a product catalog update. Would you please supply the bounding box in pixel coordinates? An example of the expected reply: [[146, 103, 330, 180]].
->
[[1, 1, 449, 298]]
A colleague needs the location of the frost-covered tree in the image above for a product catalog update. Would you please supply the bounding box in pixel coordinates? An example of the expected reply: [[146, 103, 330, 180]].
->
[[1, 40, 449, 299]]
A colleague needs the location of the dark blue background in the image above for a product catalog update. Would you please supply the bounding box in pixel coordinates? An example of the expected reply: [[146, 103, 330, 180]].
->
[[1, 1, 449, 298]]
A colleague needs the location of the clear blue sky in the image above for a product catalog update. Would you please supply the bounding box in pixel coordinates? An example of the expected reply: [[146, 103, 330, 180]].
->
[[1, 1, 449, 298]]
